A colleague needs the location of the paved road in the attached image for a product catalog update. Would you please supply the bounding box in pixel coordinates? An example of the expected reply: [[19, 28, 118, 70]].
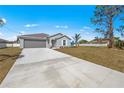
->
[[0, 48, 124, 88]]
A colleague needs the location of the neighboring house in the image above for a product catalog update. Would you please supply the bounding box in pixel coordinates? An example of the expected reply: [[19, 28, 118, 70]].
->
[[17, 33, 71, 48], [0, 38, 9, 48], [90, 38, 109, 44]]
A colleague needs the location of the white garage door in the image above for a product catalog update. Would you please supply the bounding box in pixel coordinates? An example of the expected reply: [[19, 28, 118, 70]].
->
[[24, 40, 46, 48]]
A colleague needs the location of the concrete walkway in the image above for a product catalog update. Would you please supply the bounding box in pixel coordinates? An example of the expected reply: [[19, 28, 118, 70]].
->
[[0, 48, 124, 88]]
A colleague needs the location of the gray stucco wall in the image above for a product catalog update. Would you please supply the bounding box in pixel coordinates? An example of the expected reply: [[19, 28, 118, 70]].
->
[[56, 37, 71, 47], [46, 39, 49, 48], [49, 34, 63, 47], [19, 38, 24, 48]]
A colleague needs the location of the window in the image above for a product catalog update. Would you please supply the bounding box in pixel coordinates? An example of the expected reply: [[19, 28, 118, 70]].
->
[[63, 40, 66, 46]]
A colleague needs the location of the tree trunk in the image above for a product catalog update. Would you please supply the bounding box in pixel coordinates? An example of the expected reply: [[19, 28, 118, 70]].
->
[[108, 17, 114, 48]]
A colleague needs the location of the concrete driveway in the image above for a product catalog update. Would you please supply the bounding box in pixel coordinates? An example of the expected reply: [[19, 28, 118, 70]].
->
[[0, 48, 124, 88]]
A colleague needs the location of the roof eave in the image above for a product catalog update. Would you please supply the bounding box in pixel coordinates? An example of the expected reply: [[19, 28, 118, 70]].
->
[[55, 35, 71, 40], [18, 36, 47, 40]]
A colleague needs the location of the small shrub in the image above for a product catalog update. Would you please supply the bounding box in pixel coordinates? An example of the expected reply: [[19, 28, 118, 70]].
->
[[114, 39, 124, 49], [71, 41, 75, 47]]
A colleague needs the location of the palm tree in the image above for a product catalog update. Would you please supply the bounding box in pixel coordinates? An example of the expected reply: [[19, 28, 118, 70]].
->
[[72, 33, 81, 47], [0, 18, 6, 27]]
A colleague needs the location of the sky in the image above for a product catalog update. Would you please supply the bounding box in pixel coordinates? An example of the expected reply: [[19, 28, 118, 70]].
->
[[0, 5, 123, 41]]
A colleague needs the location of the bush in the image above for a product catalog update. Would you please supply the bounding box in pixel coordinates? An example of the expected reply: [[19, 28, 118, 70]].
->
[[79, 39, 88, 44], [114, 39, 124, 49], [71, 41, 75, 46]]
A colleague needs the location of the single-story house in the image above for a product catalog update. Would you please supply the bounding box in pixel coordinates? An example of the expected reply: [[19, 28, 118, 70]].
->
[[17, 33, 71, 48], [0, 38, 9, 48], [90, 38, 109, 44]]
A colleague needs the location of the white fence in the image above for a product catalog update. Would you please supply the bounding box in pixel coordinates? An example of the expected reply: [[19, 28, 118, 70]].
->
[[6, 43, 20, 47], [79, 44, 107, 47]]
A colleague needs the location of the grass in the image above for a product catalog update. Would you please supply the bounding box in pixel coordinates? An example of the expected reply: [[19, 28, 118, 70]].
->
[[56, 46, 124, 73], [0, 48, 22, 84]]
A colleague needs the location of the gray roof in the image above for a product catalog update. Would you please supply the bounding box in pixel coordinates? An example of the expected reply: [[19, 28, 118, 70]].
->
[[48, 33, 63, 38], [18, 33, 71, 40], [18, 33, 49, 40], [48, 33, 71, 40], [21, 33, 49, 38]]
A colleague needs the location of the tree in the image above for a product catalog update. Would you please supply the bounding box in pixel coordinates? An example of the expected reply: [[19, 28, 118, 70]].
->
[[94, 36, 99, 42], [72, 33, 81, 46], [114, 37, 124, 49], [71, 41, 75, 46], [116, 17, 124, 36], [79, 39, 88, 44], [0, 18, 6, 26], [91, 5, 124, 48], [116, 25, 124, 36]]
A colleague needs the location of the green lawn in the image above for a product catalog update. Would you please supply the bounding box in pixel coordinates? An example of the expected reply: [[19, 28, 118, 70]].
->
[[0, 48, 22, 84], [56, 46, 124, 73]]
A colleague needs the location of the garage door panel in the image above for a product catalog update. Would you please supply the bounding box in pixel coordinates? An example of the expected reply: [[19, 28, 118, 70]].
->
[[24, 40, 46, 48]]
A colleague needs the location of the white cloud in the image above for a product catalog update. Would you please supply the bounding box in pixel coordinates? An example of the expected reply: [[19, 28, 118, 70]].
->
[[55, 25, 60, 28], [5, 35, 18, 41], [55, 25, 68, 29], [79, 26, 98, 41], [0, 32, 3, 36], [80, 29, 85, 32], [83, 26, 91, 29], [80, 26, 94, 32], [24, 24, 39, 28], [11, 36, 17, 40], [0, 32, 4, 38], [63, 25, 68, 29], [85, 32, 90, 35]]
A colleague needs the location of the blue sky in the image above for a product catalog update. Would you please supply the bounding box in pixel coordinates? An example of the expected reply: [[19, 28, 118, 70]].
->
[[0, 5, 123, 41]]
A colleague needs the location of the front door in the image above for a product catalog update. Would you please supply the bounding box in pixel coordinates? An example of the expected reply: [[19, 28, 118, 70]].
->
[[51, 40, 56, 47]]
